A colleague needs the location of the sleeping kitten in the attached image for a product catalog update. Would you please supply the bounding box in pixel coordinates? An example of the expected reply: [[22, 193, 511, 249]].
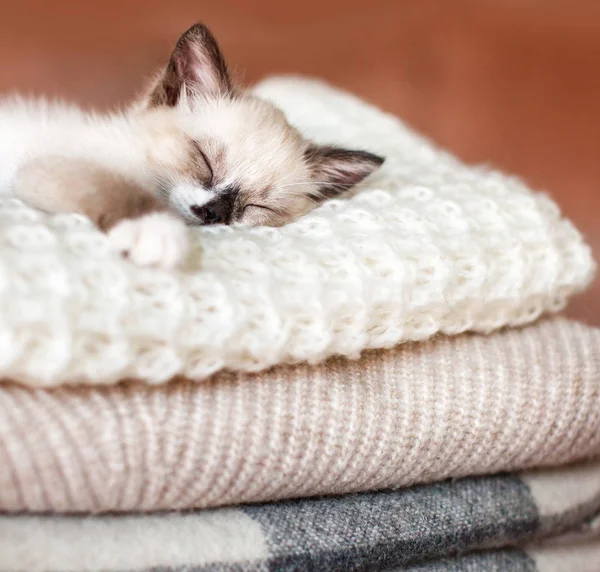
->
[[0, 24, 384, 268]]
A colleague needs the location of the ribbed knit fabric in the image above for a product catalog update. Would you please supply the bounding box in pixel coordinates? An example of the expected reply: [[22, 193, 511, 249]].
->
[[0, 318, 599, 513], [1, 461, 599, 571]]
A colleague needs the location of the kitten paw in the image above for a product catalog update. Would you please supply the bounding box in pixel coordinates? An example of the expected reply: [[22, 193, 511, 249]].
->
[[108, 213, 189, 269]]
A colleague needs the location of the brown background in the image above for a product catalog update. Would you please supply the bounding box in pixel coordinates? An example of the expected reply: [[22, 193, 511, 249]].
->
[[0, 0, 598, 324]]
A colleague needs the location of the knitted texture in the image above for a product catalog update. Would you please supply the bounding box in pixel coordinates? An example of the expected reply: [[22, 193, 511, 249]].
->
[[0, 77, 595, 387], [1, 461, 599, 571], [1, 318, 599, 513]]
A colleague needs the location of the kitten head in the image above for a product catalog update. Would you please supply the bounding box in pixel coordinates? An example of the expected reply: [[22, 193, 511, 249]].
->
[[136, 23, 384, 227]]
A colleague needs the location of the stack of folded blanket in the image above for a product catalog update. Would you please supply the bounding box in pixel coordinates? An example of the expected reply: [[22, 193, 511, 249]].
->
[[0, 78, 598, 572]]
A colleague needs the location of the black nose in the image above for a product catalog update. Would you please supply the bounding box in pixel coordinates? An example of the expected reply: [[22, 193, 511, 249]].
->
[[190, 205, 222, 225], [190, 194, 236, 225]]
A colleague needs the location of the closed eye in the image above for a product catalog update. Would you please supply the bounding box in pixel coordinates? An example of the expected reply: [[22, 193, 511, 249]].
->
[[199, 150, 214, 185], [243, 204, 276, 213], [193, 142, 214, 185], [240, 203, 287, 227]]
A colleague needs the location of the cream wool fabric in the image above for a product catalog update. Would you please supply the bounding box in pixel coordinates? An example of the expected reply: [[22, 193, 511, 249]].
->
[[0, 318, 599, 513], [0, 77, 594, 387]]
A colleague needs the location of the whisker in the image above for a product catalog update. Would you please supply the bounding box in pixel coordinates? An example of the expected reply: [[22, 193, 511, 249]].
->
[[276, 181, 357, 190], [276, 170, 308, 187], [154, 179, 171, 201]]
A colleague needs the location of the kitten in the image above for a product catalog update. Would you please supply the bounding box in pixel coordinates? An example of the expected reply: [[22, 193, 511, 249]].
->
[[0, 24, 384, 268]]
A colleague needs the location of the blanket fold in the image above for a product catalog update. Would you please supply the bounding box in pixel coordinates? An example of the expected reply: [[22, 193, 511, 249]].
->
[[1, 318, 599, 513], [1, 460, 598, 572]]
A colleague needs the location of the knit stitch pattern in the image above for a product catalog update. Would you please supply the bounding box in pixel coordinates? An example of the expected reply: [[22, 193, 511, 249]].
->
[[0, 319, 599, 513], [0, 77, 595, 387]]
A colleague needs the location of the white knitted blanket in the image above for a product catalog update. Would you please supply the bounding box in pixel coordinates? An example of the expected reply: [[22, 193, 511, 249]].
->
[[0, 77, 594, 387]]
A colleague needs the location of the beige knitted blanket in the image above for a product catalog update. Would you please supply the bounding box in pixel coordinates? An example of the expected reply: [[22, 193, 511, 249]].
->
[[2, 460, 599, 571], [1, 318, 599, 513]]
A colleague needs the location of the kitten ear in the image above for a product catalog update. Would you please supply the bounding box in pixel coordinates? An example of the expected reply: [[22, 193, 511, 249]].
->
[[304, 145, 385, 200], [147, 23, 232, 107]]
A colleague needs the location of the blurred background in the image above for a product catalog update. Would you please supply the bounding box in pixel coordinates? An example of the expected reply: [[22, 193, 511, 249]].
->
[[0, 0, 597, 323]]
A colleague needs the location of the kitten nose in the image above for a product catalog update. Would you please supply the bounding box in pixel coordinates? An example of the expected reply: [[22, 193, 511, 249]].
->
[[190, 194, 235, 225], [190, 204, 222, 225]]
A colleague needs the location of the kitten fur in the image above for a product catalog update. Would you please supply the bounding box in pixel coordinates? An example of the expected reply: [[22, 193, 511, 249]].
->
[[0, 24, 384, 268]]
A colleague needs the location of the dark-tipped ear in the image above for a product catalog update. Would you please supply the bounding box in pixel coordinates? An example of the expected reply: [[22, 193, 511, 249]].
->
[[304, 145, 385, 200], [147, 23, 232, 107]]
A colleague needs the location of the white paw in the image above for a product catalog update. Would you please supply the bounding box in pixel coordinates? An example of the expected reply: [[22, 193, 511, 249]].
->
[[108, 213, 189, 269]]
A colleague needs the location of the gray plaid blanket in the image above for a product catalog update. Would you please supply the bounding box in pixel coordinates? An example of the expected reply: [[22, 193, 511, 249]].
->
[[1, 461, 599, 572]]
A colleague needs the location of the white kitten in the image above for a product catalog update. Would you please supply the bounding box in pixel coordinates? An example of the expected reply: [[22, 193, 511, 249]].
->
[[0, 24, 384, 268]]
